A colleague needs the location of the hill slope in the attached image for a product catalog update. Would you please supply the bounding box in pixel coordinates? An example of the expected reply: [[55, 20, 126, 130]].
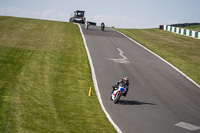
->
[[0, 16, 116, 132]]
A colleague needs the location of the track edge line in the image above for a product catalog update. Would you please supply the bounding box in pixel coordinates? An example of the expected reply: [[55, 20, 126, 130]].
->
[[114, 29, 200, 89], [77, 24, 123, 133]]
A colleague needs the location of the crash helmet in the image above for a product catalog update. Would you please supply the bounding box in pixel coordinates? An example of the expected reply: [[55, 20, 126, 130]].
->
[[123, 77, 129, 84]]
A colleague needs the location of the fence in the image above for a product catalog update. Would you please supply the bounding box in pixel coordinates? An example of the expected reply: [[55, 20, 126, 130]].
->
[[162, 25, 200, 39]]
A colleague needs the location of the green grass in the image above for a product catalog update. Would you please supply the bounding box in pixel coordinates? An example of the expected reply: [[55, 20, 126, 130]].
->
[[117, 28, 200, 85], [0, 16, 116, 133], [183, 25, 200, 32]]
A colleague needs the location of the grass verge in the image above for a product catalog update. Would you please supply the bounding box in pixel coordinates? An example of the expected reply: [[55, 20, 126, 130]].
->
[[117, 28, 200, 86], [0, 16, 116, 132], [183, 25, 200, 32]]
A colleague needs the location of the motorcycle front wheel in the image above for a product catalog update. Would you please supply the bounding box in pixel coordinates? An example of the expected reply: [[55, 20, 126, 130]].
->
[[113, 92, 121, 104]]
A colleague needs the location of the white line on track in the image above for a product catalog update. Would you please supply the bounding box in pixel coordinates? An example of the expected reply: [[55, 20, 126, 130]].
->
[[175, 122, 200, 131], [108, 48, 130, 64], [117, 48, 127, 60], [77, 24, 122, 133]]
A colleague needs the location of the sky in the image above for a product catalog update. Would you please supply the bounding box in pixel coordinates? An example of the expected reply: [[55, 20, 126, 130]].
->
[[0, 0, 200, 28]]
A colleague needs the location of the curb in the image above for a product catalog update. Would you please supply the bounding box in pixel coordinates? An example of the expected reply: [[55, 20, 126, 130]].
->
[[163, 25, 200, 39]]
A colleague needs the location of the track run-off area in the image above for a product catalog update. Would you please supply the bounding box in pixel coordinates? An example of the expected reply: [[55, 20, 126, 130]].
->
[[79, 24, 200, 133]]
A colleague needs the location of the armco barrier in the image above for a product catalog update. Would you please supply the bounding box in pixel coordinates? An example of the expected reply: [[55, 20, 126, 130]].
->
[[163, 25, 200, 39]]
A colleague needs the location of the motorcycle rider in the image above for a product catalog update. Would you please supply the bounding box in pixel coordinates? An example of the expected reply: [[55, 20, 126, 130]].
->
[[112, 77, 129, 97], [101, 22, 105, 31], [85, 21, 89, 30]]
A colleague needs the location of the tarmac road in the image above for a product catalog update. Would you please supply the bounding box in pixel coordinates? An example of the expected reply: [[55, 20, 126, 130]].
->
[[80, 24, 200, 133]]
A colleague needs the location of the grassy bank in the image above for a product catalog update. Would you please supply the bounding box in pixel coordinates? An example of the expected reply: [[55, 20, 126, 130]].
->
[[184, 25, 200, 32], [0, 16, 116, 132], [117, 28, 200, 85]]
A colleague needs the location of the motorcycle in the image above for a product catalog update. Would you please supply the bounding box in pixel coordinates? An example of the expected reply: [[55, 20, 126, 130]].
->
[[111, 83, 126, 104], [101, 25, 105, 31], [101, 23, 105, 31], [85, 22, 89, 30]]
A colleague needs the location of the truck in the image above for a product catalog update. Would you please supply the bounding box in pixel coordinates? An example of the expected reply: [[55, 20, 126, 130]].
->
[[69, 10, 96, 26], [69, 10, 85, 24]]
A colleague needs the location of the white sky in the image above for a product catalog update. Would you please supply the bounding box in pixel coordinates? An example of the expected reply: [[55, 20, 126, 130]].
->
[[0, 0, 200, 28]]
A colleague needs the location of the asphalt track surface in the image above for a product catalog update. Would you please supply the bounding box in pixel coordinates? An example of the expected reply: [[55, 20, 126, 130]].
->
[[80, 24, 200, 133]]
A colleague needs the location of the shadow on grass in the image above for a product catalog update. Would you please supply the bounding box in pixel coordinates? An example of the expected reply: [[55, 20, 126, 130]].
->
[[118, 100, 156, 105]]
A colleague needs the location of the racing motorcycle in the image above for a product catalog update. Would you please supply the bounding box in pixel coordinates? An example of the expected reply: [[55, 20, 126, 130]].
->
[[101, 22, 105, 31], [85, 22, 89, 30], [111, 83, 126, 104]]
